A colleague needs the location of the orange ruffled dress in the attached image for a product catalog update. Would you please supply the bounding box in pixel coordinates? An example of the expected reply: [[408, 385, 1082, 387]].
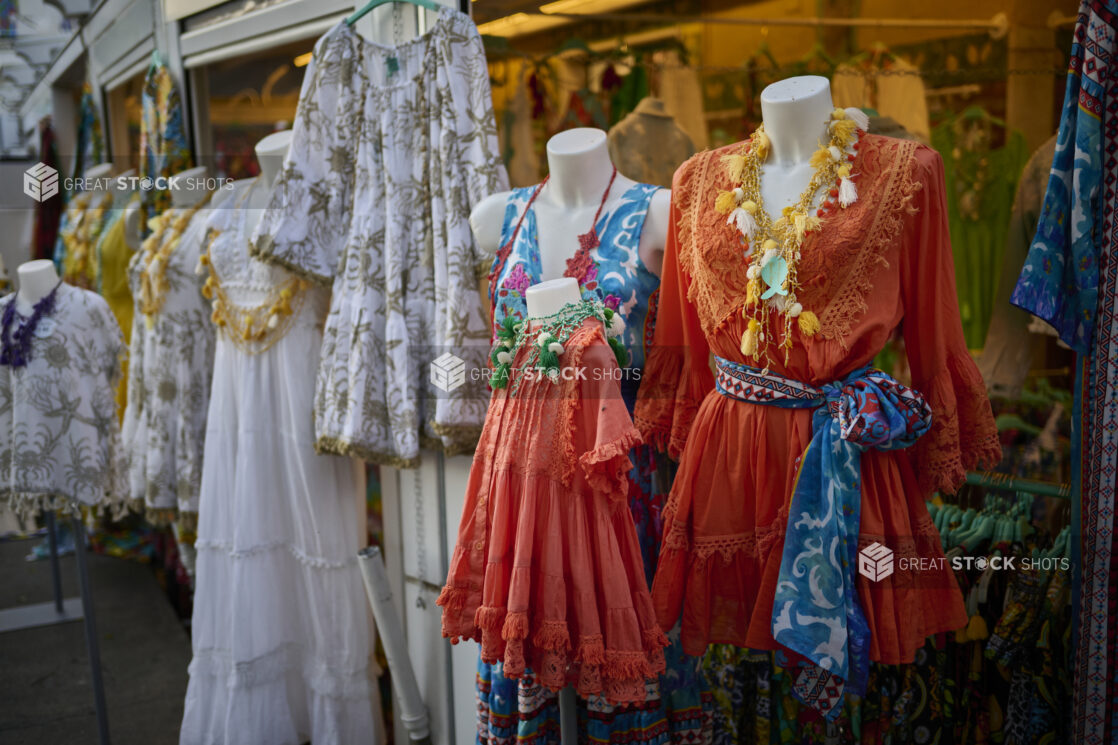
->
[[439, 317, 668, 704], [635, 135, 1000, 662]]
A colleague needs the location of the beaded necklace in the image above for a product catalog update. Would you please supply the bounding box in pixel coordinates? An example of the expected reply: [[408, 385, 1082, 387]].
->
[[1, 281, 64, 368], [489, 299, 626, 393], [139, 191, 214, 324], [716, 107, 868, 365]]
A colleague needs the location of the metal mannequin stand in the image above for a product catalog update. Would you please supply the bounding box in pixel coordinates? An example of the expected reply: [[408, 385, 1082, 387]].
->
[[0, 512, 112, 745]]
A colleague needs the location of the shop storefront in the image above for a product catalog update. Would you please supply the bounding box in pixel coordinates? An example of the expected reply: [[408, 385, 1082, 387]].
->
[[2, 1, 1102, 744]]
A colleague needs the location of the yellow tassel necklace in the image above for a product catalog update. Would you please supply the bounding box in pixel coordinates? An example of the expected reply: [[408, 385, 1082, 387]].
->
[[715, 107, 867, 365], [138, 191, 213, 322]]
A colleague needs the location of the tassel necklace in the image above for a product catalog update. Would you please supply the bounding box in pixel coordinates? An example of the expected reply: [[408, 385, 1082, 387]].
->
[[1, 280, 64, 368], [715, 107, 868, 365]]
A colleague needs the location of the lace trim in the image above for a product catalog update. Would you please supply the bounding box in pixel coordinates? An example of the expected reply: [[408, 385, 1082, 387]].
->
[[194, 539, 357, 570], [249, 236, 333, 286], [2, 490, 138, 525], [188, 642, 373, 700], [674, 136, 924, 343], [314, 435, 422, 469], [633, 345, 701, 459], [580, 428, 642, 499], [817, 138, 922, 344], [661, 501, 945, 565], [911, 351, 1001, 495], [470, 604, 668, 704]]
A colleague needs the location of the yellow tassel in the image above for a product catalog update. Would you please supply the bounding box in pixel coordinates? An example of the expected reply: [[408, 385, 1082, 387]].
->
[[715, 190, 738, 215], [752, 130, 770, 160], [831, 119, 857, 144], [721, 153, 747, 182], [199, 253, 210, 266], [794, 212, 808, 243], [746, 278, 761, 306], [809, 147, 833, 170], [805, 215, 822, 234], [798, 310, 821, 336], [201, 279, 214, 300], [741, 318, 761, 357], [837, 164, 852, 180]]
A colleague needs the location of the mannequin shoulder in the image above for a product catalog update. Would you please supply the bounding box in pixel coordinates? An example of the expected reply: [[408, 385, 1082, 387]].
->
[[469, 189, 515, 256]]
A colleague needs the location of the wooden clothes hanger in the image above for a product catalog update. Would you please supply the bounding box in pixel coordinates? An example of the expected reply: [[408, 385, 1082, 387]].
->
[[347, 0, 442, 27]]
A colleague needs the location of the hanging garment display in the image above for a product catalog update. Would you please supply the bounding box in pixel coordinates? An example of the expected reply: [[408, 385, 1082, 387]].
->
[[57, 190, 113, 288], [636, 135, 999, 716], [931, 110, 1029, 349], [608, 97, 696, 188], [250, 7, 508, 467], [140, 59, 194, 223], [121, 192, 217, 526], [68, 83, 105, 200], [832, 56, 930, 143], [502, 63, 542, 188], [439, 300, 668, 704], [0, 283, 128, 520], [979, 134, 1057, 397], [482, 178, 712, 744], [33, 119, 62, 262], [181, 179, 382, 745], [1010, 3, 1118, 743]]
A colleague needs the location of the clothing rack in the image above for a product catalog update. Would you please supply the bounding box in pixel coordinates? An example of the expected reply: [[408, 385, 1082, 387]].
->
[[964, 470, 1071, 499]]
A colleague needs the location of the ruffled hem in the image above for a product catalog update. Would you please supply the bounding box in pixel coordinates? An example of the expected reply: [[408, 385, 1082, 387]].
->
[[654, 507, 966, 662], [466, 604, 667, 704], [314, 435, 422, 469], [911, 350, 1001, 496], [580, 427, 643, 498]]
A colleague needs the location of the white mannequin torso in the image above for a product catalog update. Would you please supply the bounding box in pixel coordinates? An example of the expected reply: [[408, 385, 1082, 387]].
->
[[469, 128, 670, 280], [246, 130, 294, 233], [758, 76, 837, 213], [16, 260, 61, 314]]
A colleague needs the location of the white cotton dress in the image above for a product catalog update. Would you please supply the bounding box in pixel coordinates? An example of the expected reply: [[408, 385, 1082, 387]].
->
[[250, 7, 508, 468], [181, 180, 382, 745]]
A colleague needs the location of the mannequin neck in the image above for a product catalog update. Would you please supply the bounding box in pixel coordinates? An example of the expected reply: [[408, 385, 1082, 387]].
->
[[760, 79, 835, 166], [256, 155, 283, 197], [170, 167, 211, 208], [16, 260, 60, 314], [525, 277, 581, 319], [544, 130, 615, 206]]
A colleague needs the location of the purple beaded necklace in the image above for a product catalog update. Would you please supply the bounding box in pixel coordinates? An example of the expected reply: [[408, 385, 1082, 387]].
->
[[1, 281, 63, 368]]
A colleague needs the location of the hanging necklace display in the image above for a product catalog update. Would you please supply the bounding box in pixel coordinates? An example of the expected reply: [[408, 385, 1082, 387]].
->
[[139, 191, 214, 323], [197, 181, 310, 354], [715, 107, 868, 365], [0, 280, 64, 368], [489, 300, 626, 392]]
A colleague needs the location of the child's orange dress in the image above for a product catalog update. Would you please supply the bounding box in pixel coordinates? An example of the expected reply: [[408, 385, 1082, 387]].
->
[[438, 313, 668, 704]]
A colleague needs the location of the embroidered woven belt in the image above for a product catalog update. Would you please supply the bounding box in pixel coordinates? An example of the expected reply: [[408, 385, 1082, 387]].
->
[[713, 355, 933, 720]]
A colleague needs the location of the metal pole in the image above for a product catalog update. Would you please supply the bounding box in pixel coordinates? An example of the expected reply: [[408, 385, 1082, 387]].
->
[[358, 546, 431, 745], [44, 511, 63, 614], [71, 517, 111, 745], [559, 687, 578, 745]]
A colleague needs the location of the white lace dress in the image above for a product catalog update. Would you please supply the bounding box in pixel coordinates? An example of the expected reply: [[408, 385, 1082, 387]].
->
[[250, 7, 508, 467], [181, 180, 382, 745]]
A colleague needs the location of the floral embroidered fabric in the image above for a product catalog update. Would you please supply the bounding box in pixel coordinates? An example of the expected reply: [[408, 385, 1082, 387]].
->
[[635, 134, 999, 661], [439, 317, 667, 704], [0, 284, 129, 520], [122, 195, 222, 524], [249, 8, 508, 467]]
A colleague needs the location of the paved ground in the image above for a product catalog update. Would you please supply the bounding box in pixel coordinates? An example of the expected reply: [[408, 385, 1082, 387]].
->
[[0, 534, 191, 744]]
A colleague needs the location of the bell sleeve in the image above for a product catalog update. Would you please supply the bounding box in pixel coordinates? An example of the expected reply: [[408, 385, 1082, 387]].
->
[[634, 161, 714, 459], [250, 31, 355, 284], [900, 147, 1000, 496], [572, 332, 643, 499]]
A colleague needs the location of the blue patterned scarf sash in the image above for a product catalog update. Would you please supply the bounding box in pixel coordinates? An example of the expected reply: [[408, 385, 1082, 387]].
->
[[713, 357, 933, 719]]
